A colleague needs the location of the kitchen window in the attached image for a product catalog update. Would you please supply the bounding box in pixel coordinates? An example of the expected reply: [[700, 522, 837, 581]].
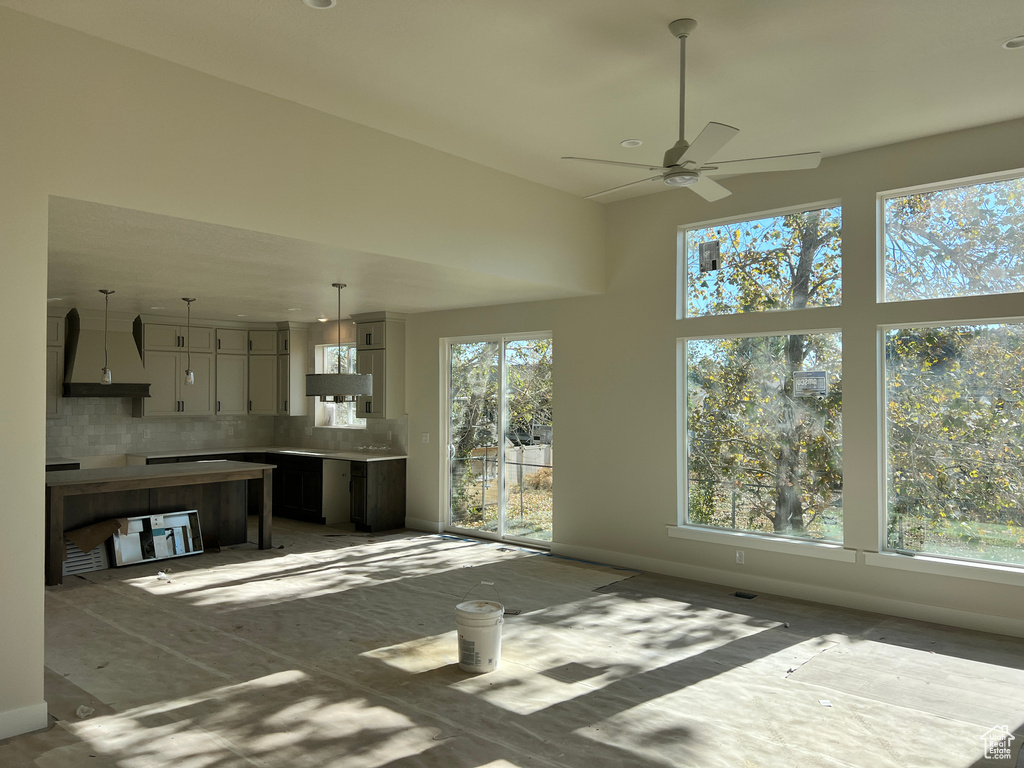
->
[[314, 344, 366, 428]]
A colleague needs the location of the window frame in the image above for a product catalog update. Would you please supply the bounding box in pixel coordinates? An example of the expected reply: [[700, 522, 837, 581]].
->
[[677, 198, 843, 320], [877, 316, 1024, 566], [877, 166, 1024, 304], [674, 199, 848, 556], [870, 166, 1024, 574], [441, 331, 554, 546], [677, 327, 848, 553]]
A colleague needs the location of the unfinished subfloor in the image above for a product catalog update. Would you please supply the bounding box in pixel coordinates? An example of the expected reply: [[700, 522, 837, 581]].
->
[[3, 518, 1022, 767]]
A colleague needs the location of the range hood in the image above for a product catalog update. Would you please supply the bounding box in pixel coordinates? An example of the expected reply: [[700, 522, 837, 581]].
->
[[63, 308, 151, 398]]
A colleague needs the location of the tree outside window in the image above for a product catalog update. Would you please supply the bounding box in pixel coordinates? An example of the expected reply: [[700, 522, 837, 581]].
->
[[682, 205, 843, 541]]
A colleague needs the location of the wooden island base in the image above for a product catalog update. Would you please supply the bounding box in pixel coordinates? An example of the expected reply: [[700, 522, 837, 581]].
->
[[45, 460, 274, 586]]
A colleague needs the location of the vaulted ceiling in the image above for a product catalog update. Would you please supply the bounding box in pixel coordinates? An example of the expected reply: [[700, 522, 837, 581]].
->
[[7, 0, 1024, 319]]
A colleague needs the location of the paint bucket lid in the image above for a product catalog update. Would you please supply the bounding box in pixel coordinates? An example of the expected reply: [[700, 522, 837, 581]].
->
[[455, 600, 503, 618]]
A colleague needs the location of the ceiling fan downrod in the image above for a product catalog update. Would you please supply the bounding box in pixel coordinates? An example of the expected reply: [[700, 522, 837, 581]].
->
[[665, 18, 697, 168]]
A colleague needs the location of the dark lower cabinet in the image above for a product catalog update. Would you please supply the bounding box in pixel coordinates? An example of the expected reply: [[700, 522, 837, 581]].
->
[[271, 454, 326, 524], [350, 459, 406, 532]]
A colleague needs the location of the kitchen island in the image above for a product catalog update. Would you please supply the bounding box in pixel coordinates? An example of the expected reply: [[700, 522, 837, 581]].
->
[[45, 460, 274, 586]]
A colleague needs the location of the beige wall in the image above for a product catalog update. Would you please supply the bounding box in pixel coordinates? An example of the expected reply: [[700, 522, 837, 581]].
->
[[405, 117, 1024, 638], [0, 9, 603, 738]]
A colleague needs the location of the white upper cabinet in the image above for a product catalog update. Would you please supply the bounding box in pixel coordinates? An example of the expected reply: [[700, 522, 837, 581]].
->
[[216, 353, 248, 416], [146, 323, 215, 354], [352, 313, 405, 420], [216, 328, 248, 354], [248, 330, 277, 355], [248, 354, 277, 414]]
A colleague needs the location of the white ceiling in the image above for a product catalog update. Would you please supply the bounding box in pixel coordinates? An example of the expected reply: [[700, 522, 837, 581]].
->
[[9, 0, 1024, 319]]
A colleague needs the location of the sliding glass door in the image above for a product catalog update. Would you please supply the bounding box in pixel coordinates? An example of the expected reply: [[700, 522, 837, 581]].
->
[[447, 335, 552, 543]]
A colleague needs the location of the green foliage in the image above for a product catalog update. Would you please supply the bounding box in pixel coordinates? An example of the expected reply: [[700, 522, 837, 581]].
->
[[687, 206, 842, 316], [688, 333, 843, 538], [685, 209, 844, 539], [448, 338, 553, 539], [886, 324, 1024, 563]]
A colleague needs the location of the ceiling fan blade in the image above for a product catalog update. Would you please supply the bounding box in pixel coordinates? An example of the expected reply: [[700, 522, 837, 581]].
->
[[562, 156, 666, 172], [584, 176, 663, 200], [704, 151, 822, 176], [677, 122, 739, 167], [690, 175, 731, 202]]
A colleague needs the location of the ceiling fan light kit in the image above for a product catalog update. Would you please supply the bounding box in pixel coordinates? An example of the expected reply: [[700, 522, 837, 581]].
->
[[564, 18, 821, 201]]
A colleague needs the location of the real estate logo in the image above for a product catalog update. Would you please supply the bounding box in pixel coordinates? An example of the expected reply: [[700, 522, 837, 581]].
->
[[981, 725, 1014, 760]]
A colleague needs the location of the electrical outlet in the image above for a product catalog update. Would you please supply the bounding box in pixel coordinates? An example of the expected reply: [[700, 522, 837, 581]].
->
[[143, 429, 151, 440], [228, 426, 234, 436], [735, 550, 745, 565], [421, 432, 430, 444]]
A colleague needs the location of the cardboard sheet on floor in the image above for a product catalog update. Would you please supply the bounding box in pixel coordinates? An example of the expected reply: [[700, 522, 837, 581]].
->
[[64, 518, 129, 560]]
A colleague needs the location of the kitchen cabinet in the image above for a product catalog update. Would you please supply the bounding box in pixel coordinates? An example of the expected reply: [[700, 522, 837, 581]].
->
[[141, 350, 215, 416], [216, 328, 247, 354], [270, 454, 403, 529], [46, 313, 65, 418], [270, 454, 348, 524], [47, 315, 65, 346], [248, 330, 277, 355], [350, 459, 406, 532], [145, 323, 215, 353], [248, 354, 277, 414], [276, 325, 308, 416], [356, 321, 386, 350], [216, 353, 248, 415], [46, 348, 63, 418], [352, 312, 405, 420]]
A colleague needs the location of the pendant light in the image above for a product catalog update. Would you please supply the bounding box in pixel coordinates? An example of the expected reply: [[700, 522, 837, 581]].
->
[[182, 297, 196, 386], [99, 289, 114, 385], [305, 283, 373, 400]]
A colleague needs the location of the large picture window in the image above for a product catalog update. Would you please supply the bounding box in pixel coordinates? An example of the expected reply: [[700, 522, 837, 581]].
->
[[686, 333, 843, 541], [885, 323, 1024, 565], [680, 203, 844, 544]]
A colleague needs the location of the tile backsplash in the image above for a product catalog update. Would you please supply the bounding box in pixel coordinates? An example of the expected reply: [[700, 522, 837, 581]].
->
[[46, 398, 407, 459]]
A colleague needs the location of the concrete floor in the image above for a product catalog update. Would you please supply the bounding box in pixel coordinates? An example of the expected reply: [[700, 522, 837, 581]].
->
[[3, 519, 1022, 767]]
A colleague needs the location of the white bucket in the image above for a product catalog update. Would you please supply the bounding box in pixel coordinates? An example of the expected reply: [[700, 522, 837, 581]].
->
[[455, 599, 504, 673]]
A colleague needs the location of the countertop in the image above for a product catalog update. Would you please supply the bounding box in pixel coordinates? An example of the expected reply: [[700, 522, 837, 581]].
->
[[126, 445, 407, 464], [45, 460, 276, 487]]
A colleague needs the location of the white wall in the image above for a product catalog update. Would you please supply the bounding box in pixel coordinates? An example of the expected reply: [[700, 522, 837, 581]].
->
[[405, 117, 1024, 639], [0, 8, 604, 738]]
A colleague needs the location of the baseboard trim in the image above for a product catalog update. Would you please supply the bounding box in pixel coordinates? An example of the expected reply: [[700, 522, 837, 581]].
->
[[404, 517, 443, 534], [550, 542, 1024, 639], [0, 701, 49, 741]]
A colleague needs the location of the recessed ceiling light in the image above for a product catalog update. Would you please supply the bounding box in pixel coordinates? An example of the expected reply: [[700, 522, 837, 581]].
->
[[47, 297, 63, 302], [150, 306, 164, 310], [302, 0, 336, 8], [236, 314, 248, 317], [620, 139, 643, 148], [317, 316, 329, 323], [1003, 35, 1024, 50], [287, 307, 302, 312]]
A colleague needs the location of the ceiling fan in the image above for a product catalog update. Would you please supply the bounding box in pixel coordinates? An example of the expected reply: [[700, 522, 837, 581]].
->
[[563, 18, 821, 201]]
